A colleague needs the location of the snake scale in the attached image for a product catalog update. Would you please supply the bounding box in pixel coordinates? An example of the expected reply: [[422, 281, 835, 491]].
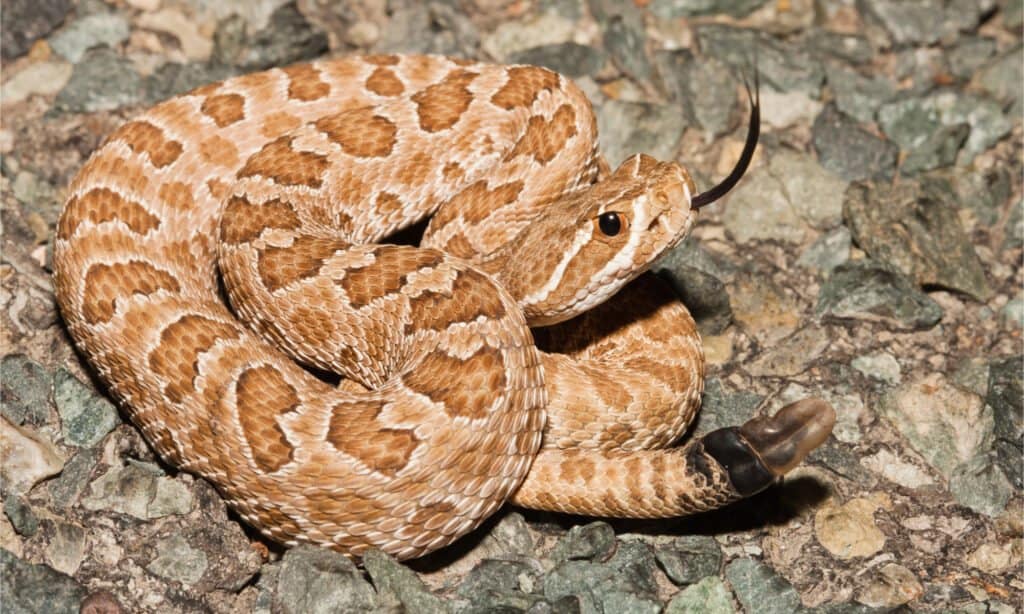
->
[[53, 54, 835, 560]]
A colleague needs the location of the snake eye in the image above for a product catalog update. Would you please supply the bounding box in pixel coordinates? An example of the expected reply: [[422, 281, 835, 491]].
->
[[597, 212, 622, 236]]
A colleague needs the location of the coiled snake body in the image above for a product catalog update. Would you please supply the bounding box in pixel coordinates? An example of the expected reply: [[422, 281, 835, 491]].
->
[[53, 55, 834, 560]]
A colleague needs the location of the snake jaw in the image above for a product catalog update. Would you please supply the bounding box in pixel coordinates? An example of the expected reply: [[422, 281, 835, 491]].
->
[[701, 399, 836, 497]]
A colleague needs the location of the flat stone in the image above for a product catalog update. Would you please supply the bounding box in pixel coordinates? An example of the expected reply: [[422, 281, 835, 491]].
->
[[798, 227, 852, 272], [146, 534, 208, 585], [747, 323, 831, 377], [655, 264, 732, 335], [771, 150, 848, 230], [759, 86, 823, 129], [543, 540, 660, 614], [949, 453, 1013, 517], [825, 63, 897, 124], [373, 3, 478, 57], [947, 36, 997, 80], [551, 521, 616, 562], [53, 369, 119, 448], [649, 0, 767, 18], [654, 535, 722, 586], [603, 10, 654, 84], [81, 461, 193, 519], [137, 9, 213, 61], [856, 563, 923, 608], [143, 60, 236, 104], [656, 50, 736, 136], [508, 43, 608, 79], [974, 43, 1023, 117], [1, 60, 73, 104], [0, 418, 65, 496], [816, 260, 943, 331], [363, 549, 447, 612], [925, 165, 1012, 228], [804, 31, 874, 64], [46, 449, 99, 510], [877, 372, 993, 477], [1, 0, 72, 60], [860, 0, 949, 45], [694, 378, 763, 437], [0, 548, 86, 613], [860, 449, 934, 488], [721, 167, 809, 245], [48, 12, 130, 62], [54, 46, 146, 112], [987, 355, 1023, 489], [724, 558, 801, 614], [456, 559, 543, 611], [238, 2, 328, 70], [966, 540, 1022, 574], [902, 123, 970, 175], [0, 355, 53, 427], [665, 576, 736, 613], [3, 497, 39, 537], [596, 100, 686, 168], [812, 104, 898, 181], [843, 180, 992, 300], [44, 520, 86, 576], [851, 352, 902, 385], [814, 496, 887, 559], [274, 545, 379, 613], [481, 11, 575, 61], [694, 24, 824, 94], [729, 268, 802, 345]]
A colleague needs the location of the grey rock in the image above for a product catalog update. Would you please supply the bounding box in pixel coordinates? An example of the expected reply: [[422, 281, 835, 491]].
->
[[902, 122, 970, 174], [146, 534, 209, 586], [46, 449, 100, 510], [144, 62, 237, 104], [1, 355, 53, 427], [987, 355, 1023, 489], [843, 180, 992, 300], [947, 36, 998, 80], [655, 265, 733, 335], [552, 522, 616, 562], [721, 167, 808, 244], [81, 460, 193, 519], [1007, 198, 1024, 250], [363, 548, 447, 612], [812, 104, 898, 181], [879, 91, 1012, 163], [825, 63, 897, 124], [274, 545, 379, 614], [456, 559, 544, 612], [0, 548, 86, 614], [924, 165, 1012, 227], [949, 453, 1013, 516], [508, 43, 608, 79], [603, 11, 654, 84], [804, 31, 875, 64], [211, 13, 247, 67], [695, 25, 824, 94], [44, 520, 86, 576], [1007, 0, 1024, 28], [655, 50, 736, 136], [48, 12, 130, 63], [653, 535, 722, 586], [770, 150, 849, 230], [816, 260, 943, 331], [694, 379, 763, 436], [648, 0, 768, 18], [238, 2, 328, 70], [543, 540, 660, 614], [596, 100, 686, 168], [374, 2, 479, 57], [851, 352, 902, 385], [54, 46, 146, 112], [1003, 293, 1024, 329], [724, 558, 801, 614], [858, 0, 951, 45], [53, 368, 119, 448], [3, 497, 39, 537], [798, 227, 852, 272], [974, 43, 1024, 117], [1, 0, 72, 60], [666, 576, 735, 613]]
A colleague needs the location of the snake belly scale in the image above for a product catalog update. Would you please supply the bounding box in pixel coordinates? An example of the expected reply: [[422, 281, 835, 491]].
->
[[53, 54, 835, 560]]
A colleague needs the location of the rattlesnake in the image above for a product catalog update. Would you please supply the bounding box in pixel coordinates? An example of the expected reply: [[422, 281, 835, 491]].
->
[[53, 54, 835, 560]]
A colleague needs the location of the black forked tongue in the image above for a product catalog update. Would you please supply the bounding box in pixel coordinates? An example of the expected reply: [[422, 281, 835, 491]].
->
[[690, 71, 760, 209], [701, 399, 835, 497]]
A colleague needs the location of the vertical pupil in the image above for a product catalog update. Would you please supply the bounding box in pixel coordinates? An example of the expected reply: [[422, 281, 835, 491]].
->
[[599, 212, 621, 236]]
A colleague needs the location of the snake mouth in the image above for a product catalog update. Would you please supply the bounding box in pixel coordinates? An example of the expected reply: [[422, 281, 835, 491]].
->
[[701, 399, 836, 496]]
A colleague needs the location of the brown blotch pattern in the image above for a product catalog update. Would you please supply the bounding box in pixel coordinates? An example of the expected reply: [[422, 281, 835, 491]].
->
[[327, 399, 419, 475], [260, 111, 303, 138], [221, 195, 301, 245], [198, 135, 240, 167], [200, 93, 245, 127], [59, 188, 160, 240], [411, 70, 478, 132], [282, 64, 331, 101], [629, 357, 691, 393], [315, 108, 398, 158], [374, 191, 404, 216], [235, 365, 299, 473], [440, 180, 525, 225], [403, 347, 505, 419], [108, 120, 184, 168], [82, 261, 180, 324], [363, 54, 400, 66], [366, 67, 404, 97], [490, 66, 560, 110], [148, 314, 240, 403], [442, 233, 476, 259], [508, 105, 577, 164], [406, 269, 506, 332], [158, 181, 196, 211], [258, 235, 343, 292], [237, 136, 329, 188], [558, 452, 597, 483], [339, 246, 444, 308]]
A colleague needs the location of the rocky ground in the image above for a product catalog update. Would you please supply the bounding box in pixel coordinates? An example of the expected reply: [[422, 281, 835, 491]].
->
[[1, 0, 1021, 612]]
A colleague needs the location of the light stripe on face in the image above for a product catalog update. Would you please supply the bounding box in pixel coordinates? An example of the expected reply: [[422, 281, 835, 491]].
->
[[522, 223, 594, 308]]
